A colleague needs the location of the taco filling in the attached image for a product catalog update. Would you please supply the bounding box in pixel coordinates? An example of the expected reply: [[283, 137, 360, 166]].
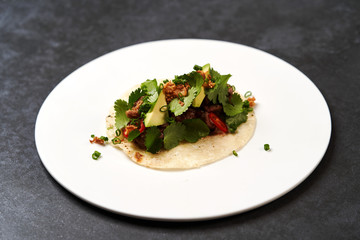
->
[[106, 64, 256, 169]]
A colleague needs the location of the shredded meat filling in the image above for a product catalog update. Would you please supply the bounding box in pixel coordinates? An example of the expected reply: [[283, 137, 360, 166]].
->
[[175, 107, 198, 122], [204, 104, 222, 113], [197, 70, 215, 89], [126, 96, 144, 119], [89, 137, 105, 145], [203, 79, 216, 89], [163, 81, 190, 103]]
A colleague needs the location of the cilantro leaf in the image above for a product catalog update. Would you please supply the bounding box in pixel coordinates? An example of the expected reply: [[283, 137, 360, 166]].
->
[[141, 79, 158, 100], [127, 129, 141, 141], [187, 72, 204, 96], [128, 88, 145, 109], [193, 65, 202, 71], [210, 68, 221, 82], [168, 87, 197, 116], [163, 122, 186, 150], [206, 74, 231, 105], [138, 96, 152, 115], [114, 99, 130, 129], [223, 93, 244, 116], [141, 79, 159, 108], [173, 75, 188, 85], [242, 100, 253, 113], [141, 79, 158, 94], [145, 127, 163, 153], [182, 119, 210, 143], [147, 92, 159, 105], [226, 112, 248, 133]]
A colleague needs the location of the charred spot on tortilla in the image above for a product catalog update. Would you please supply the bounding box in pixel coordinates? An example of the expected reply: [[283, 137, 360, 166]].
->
[[106, 64, 256, 169], [135, 152, 143, 162]]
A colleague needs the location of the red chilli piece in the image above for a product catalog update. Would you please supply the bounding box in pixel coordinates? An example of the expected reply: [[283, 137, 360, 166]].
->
[[139, 119, 145, 133], [208, 112, 228, 133]]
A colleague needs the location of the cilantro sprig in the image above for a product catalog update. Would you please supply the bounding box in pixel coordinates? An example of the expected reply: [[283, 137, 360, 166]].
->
[[206, 72, 231, 105], [226, 112, 248, 133], [223, 93, 245, 116], [168, 87, 197, 116], [141, 79, 159, 104], [114, 99, 130, 129], [167, 71, 203, 116], [128, 88, 145, 109]]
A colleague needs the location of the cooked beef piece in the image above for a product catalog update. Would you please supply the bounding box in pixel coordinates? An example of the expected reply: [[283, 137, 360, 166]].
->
[[201, 96, 212, 106], [175, 107, 198, 122], [133, 131, 146, 150], [163, 81, 190, 103], [126, 109, 140, 119], [204, 104, 222, 112], [126, 96, 144, 119]]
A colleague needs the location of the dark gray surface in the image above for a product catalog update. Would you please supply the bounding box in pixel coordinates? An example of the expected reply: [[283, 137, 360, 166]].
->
[[1, 0, 359, 239]]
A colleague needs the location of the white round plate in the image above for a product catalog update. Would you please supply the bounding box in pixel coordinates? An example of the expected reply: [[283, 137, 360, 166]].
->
[[35, 39, 331, 221]]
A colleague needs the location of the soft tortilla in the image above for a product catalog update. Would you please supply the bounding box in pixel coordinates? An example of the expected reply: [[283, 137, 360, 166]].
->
[[106, 91, 256, 169]]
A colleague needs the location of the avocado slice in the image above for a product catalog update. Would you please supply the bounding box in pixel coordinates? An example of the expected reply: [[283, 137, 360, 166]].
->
[[202, 63, 210, 78], [192, 86, 205, 107], [192, 63, 210, 107], [144, 90, 168, 127]]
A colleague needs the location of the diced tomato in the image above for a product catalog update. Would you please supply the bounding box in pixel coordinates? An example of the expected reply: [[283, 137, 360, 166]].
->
[[247, 97, 256, 107]]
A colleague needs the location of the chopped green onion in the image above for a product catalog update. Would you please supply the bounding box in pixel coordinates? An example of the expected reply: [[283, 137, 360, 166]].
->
[[92, 151, 101, 160], [100, 136, 108, 141], [166, 116, 175, 123], [115, 129, 121, 136], [264, 144, 270, 151], [159, 83, 164, 90], [163, 79, 169, 84], [232, 150, 238, 157], [91, 134, 95, 138], [160, 105, 168, 112], [112, 137, 121, 144], [244, 91, 252, 98], [178, 92, 184, 101], [130, 118, 138, 125]]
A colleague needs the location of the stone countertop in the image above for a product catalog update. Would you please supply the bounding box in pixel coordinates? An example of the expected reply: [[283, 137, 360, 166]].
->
[[1, 0, 359, 239]]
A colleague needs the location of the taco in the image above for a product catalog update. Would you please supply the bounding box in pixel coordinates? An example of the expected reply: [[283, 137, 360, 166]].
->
[[106, 64, 256, 169]]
